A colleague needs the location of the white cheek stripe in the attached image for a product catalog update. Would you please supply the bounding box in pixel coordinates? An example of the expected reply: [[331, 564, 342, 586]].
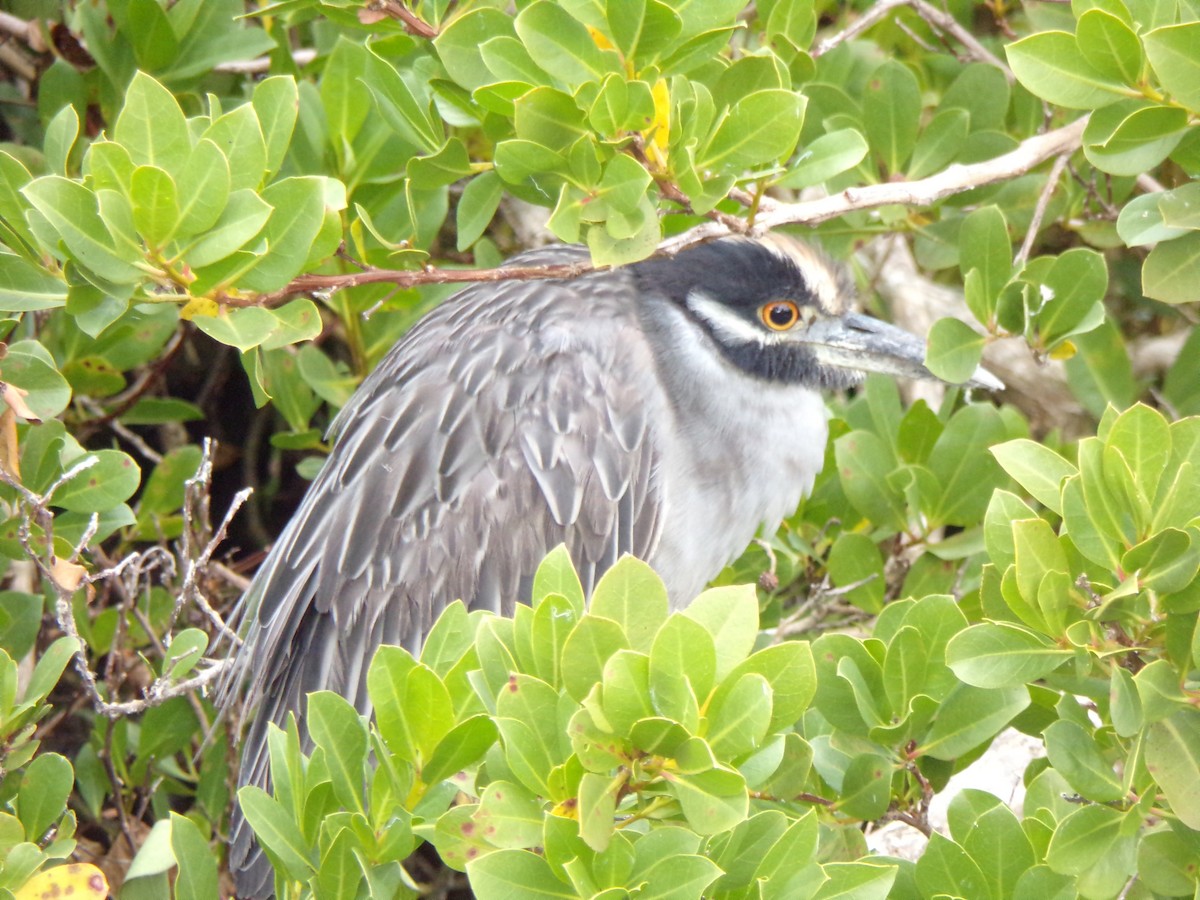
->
[[684, 290, 778, 346]]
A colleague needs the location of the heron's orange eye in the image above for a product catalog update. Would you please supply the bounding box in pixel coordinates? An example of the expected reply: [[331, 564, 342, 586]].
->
[[760, 300, 801, 331]]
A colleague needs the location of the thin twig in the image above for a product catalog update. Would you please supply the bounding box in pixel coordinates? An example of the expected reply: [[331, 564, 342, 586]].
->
[[1015, 150, 1071, 266]]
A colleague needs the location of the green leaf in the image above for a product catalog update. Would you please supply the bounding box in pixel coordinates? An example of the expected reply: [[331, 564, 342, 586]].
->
[[776, 128, 868, 189], [173, 139, 231, 241], [681, 585, 758, 683], [435, 8, 518, 91], [1143, 22, 1200, 113], [990, 439, 1075, 514], [113, 72, 191, 172], [54, 449, 139, 513], [1083, 102, 1188, 176], [17, 753, 72, 842], [468, 848, 577, 898], [0, 253, 66, 312], [915, 832, 990, 900], [1044, 804, 1123, 875], [1076, 9, 1143, 84], [1123, 528, 1200, 593], [959, 205, 1011, 323], [562, 615, 627, 702], [307, 691, 366, 813], [181, 189, 271, 269], [700, 89, 806, 170], [169, 813, 218, 900], [200, 104, 267, 194], [423, 715, 499, 785], [236, 786, 314, 880], [193, 307, 276, 353], [1034, 248, 1109, 346], [834, 430, 905, 530], [706, 672, 772, 759], [252, 76, 299, 179], [649, 612, 713, 724], [1146, 709, 1200, 829], [946, 623, 1071, 688], [130, 166, 179, 249], [321, 38, 371, 148], [1006, 31, 1128, 109], [837, 753, 892, 820], [1043, 720, 1125, 803], [237, 176, 328, 292], [112, 0, 178, 71], [589, 556, 668, 653], [515, 1, 619, 88], [862, 60, 921, 174], [813, 861, 897, 900], [456, 171, 503, 251], [21, 177, 142, 284], [475, 780, 545, 851], [162, 628, 208, 681], [43, 104, 79, 177], [1143, 231, 1200, 304], [826, 531, 885, 613], [664, 766, 749, 835], [919, 682, 1029, 760], [909, 108, 970, 180], [925, 318, 986, 385], [23, 636, 77, 706], [606, 0, 683, 63]]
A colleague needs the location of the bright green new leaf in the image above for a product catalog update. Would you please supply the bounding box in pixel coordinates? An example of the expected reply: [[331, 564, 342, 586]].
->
[[306, 691, 367, 813], [1084, 103, 1188, 176], [130, 165, 179, 249], [1006, 31, 1128, 109], [700, 89, 806, 170], [169, 813, 219, 900], [1143, 23, 1200, 113], [590, 556, 668, 653], [990, 439, 1075, 514], [515, 2, 619, 88], [200, 104, 267, 194], [1075, 9, 1143, 85], [681, 584, 758, 682], [776, 127, 868, 189], [21, 177, 142, 284], [113, 72, 192, 173]]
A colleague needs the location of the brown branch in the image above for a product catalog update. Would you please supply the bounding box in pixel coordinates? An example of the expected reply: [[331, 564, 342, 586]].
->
[[368, 1, 438, 38], [221, 259, 600, 309]]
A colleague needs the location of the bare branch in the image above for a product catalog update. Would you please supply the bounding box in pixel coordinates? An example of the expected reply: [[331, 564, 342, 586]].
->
[[1015, 151, 1072, 267], [814, 0, 1011, 79]]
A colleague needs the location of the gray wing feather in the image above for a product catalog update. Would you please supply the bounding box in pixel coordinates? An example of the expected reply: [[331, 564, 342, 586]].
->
[[227, 251, 664, 895]]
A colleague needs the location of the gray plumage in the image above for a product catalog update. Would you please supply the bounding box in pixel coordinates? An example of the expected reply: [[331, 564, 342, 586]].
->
[[223, 236, 999, 896]]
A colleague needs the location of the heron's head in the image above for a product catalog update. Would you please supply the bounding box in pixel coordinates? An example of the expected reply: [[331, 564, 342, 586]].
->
[[632, 235, 1002, 392]]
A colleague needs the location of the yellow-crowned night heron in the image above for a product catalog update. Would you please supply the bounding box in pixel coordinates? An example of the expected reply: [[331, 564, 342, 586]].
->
[[224, 235, 999, 895]]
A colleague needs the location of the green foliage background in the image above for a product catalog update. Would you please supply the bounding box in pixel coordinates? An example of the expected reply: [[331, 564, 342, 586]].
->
[[0, 0, 1199, 897]]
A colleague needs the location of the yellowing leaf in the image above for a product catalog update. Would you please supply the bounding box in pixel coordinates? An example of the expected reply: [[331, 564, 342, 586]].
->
[[15, 864, 108, 900], [180, 297, 220, 320], [644, 79, 670, 169]]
